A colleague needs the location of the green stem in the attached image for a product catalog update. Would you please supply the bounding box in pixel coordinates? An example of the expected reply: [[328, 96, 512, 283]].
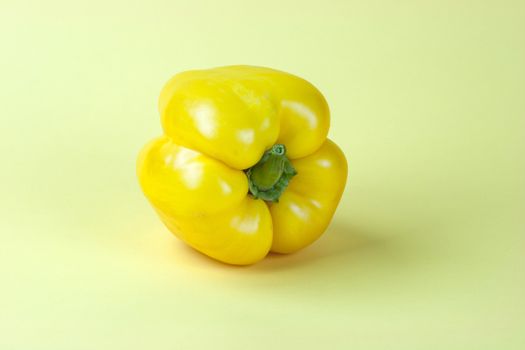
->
[[245, 144, 297, 202]]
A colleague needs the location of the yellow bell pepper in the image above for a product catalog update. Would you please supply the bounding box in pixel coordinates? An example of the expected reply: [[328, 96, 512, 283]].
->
[[137, 65, 347, 265]]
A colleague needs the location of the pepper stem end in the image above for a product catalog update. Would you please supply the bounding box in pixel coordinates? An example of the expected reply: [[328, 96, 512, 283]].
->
[[245, 144, 296, 203]]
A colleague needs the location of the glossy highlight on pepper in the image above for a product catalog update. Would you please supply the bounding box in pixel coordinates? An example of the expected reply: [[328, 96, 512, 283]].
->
[[137, 65, 348, 265]]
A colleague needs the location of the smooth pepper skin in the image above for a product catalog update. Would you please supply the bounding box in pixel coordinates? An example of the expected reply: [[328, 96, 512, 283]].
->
[[137, 65, 348, 265]]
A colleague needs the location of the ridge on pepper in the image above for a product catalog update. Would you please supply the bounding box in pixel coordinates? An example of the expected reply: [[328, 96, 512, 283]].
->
[[137, 65, 348, 265]]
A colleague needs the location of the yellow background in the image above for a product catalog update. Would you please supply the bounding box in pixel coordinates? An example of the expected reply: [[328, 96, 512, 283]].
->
[[1, 0, 524, 349]]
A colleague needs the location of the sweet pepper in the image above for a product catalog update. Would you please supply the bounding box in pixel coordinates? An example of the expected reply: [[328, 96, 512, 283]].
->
[[137, 65, 347, 265]]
